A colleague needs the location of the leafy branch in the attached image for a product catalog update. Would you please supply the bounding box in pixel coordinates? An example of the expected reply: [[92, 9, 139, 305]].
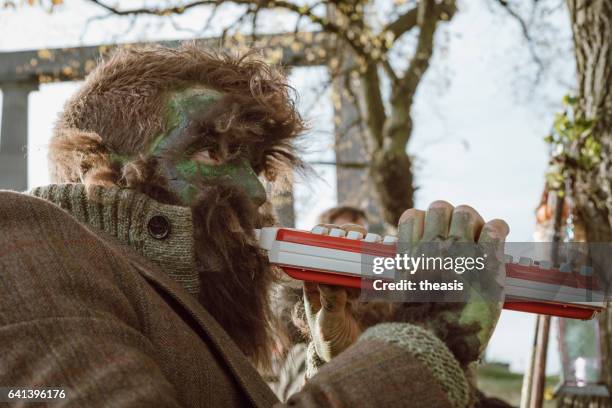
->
[[545, 95, 600, 194]]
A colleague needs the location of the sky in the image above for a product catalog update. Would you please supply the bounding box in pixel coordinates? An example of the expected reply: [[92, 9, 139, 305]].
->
[[0, 0, 577, 374]]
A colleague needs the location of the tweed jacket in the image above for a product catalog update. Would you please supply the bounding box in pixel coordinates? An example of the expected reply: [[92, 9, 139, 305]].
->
[[0, 184, 469, 408]]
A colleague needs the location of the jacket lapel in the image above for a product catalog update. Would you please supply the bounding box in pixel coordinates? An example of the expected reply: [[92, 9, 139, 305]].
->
[[121, 243, 279, 408]]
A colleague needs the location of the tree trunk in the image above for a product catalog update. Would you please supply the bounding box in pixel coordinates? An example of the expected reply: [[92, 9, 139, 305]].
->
[[371, 148, 414, 226], [567, 0, 612, 390]]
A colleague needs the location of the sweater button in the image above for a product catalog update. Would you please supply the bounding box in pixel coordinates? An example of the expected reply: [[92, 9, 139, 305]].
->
[[147, 215, 170, 240]]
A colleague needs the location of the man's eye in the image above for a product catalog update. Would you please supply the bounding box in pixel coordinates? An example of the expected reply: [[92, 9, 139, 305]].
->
[[191, 149, 221, 166]]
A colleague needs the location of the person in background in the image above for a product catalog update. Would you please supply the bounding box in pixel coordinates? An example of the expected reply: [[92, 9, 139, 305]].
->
[[318, 205, 369, 229]]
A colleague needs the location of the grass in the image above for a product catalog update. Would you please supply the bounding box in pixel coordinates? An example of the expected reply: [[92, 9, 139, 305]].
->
[[477, 363, 560, 407]]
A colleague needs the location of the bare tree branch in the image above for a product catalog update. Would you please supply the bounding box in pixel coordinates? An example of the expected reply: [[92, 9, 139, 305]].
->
[[341, 71, 375, 152], [361, 63, 386, 147], [169, 15, 201, 35], [374, 0, 455, 154], [201, 4, 222, 32], [308, 160, 369, 169], [493, 0, 545, 82], [383, 1, 456, 43], [86, 0, 383, 63], [327, 3, 387, 148], [88, 0, 216, 16], [250, 4, 260, 41], [383, 7, 419, 41], [397, 0, 455, 99], [221, 6, 254, 41]]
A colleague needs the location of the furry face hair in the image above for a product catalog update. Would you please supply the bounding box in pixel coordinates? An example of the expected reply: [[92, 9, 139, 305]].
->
[[49, 44, 305, 196], [191, 182, 279, 370]]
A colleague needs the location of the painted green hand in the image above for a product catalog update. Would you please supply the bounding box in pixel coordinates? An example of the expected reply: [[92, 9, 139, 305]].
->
[[397, 201, 509, 362]]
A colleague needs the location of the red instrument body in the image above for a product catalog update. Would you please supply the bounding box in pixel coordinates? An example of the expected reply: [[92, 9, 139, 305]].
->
[[263, 228, 604, 320]]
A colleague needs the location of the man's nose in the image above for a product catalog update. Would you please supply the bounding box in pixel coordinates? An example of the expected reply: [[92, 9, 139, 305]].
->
[[230, 160, 267, 208], [248, 177, 267, 208]]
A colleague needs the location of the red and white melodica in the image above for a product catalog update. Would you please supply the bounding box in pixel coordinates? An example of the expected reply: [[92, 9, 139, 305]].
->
[[255, 227, 606, 320]]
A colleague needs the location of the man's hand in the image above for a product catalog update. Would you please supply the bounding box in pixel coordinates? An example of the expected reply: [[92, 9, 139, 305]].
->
[[397, 201, 509, 361], [303, 223, 366, 362], [303, 202, 509, 365]]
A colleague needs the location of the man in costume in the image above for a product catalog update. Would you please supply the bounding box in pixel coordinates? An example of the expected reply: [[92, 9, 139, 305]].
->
[[0, 44, 509, 407]]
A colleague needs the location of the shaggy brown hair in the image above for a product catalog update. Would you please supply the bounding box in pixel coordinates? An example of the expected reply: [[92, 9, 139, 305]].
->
[[49, 43, 306, 198]]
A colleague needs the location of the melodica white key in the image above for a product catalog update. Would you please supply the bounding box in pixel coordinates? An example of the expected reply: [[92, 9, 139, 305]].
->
[[383, 235, 399, 244], [255, 227, 605, 320], [364, 233, 382, 243], [346, 230, 364, 240], [329, 228, 347, 238]]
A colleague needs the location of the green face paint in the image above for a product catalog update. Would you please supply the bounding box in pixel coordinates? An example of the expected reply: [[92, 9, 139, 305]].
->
[[175, 157, 267, 206], [150, 87, 224, 154], [149, 87, 267, 207]]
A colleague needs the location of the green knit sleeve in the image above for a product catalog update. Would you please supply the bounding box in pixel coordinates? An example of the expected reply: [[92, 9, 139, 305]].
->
[[360, 322, 470, 408], [289, 322, 471, 408], [302, 322, 470, 407]]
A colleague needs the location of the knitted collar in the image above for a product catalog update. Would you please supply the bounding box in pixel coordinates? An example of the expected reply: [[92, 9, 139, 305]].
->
[[29, 183, 200, 294]]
